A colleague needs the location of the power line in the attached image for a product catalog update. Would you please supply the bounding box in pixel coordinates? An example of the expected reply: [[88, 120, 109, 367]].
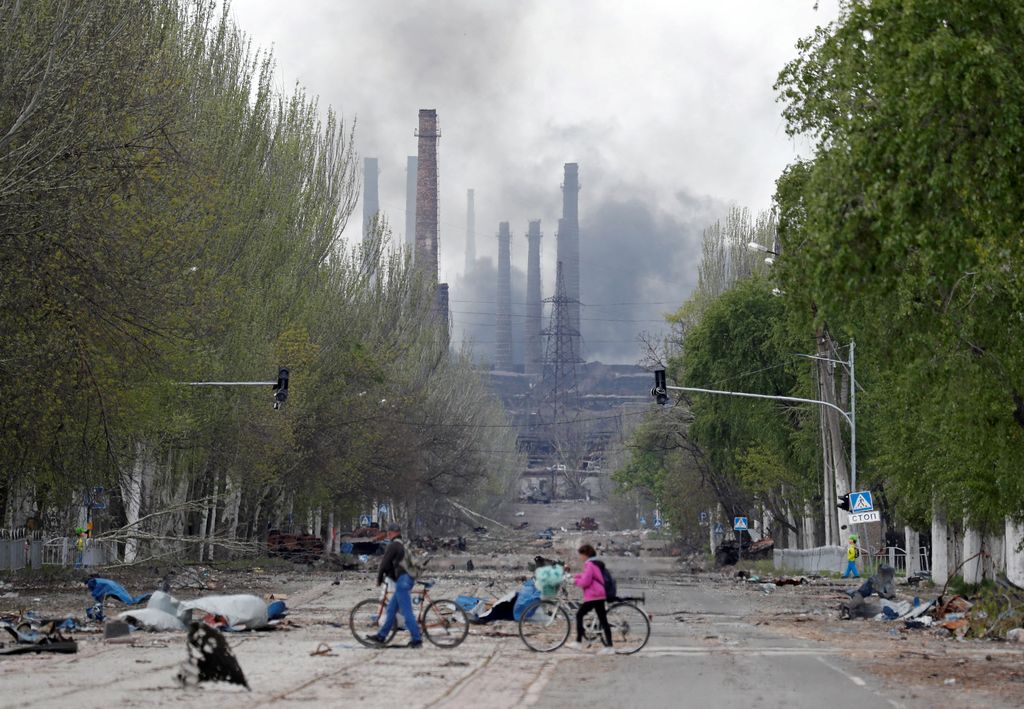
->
[[334, 408, 652, 432], [450, 309, 667, 324], [449, 298, 681, 308]]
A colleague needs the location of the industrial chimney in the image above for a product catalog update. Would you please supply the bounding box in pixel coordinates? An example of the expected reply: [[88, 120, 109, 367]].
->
[[405, 156, 417, 258], [465, 189, 476, 273], [558, 163, 581, 360], [414, 110, 440, 280], [525, 220, 543, 376], [496, 221, 513, 371]]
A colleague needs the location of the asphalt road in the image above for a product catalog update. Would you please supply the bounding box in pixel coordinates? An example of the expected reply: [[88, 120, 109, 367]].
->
[[1, 554, 1014, 708], [532, 580, 903, 709]]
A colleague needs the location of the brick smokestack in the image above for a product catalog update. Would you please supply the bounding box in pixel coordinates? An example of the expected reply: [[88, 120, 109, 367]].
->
[[495, 221, 513, 371], [465, 188, 476, 273], [405, 156, 417, 258], [415, 110, 440, 280], [557, 163, 581, 359], [524, 220, 543, 375]]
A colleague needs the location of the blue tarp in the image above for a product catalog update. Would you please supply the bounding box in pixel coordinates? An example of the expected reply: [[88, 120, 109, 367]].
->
[[513, 580, 541, 621], [456, 595, 483, 613], [86, 578, 151, 605]]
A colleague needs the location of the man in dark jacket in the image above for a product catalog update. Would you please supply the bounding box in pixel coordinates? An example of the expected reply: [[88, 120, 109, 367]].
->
[[367, 523, 422, 648]]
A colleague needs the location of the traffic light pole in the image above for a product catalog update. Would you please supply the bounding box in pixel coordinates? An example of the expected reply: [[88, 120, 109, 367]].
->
[[183, 368, 290, 409], [652, 344, 857, 496]]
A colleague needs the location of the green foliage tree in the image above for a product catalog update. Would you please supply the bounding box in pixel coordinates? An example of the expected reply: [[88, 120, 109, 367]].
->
[[774, 0, 1024, 531], [0, 0, 520, 555]]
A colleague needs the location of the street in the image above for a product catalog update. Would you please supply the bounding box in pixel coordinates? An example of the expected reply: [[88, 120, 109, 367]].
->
[[2, 548, 1019, 709]]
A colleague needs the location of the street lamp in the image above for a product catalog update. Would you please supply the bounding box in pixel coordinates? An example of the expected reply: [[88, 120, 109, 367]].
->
[[746, 241, 779, 256]]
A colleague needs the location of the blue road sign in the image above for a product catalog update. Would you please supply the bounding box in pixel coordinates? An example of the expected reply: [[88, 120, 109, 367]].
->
[[713, 522, 725, 535], [699, 511, 708, 525], [733, 516, 749, 531], [379, 504, 389, 519], [639, 516, 647, 527], [850, 490, 874, 513], [359, 514, 371, 527], [654, 518, 663, 529]]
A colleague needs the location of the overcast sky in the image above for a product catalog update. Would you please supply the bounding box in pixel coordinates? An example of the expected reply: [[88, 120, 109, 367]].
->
[[231, 0, 839, 364]]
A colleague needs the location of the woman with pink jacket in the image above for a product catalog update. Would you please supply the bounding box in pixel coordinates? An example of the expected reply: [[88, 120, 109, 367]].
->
[[569, 543, 613, 651]]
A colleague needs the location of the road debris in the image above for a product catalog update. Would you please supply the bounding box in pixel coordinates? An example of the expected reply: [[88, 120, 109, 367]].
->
[[176, 622, 249, 690], [86, 577, 151, 606], [0, 614, 79, 655]]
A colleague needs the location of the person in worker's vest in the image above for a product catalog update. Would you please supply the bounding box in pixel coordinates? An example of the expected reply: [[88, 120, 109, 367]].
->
[[842, 535, 860, 578]]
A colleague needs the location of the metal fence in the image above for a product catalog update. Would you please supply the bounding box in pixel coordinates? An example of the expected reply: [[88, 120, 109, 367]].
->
[[0, 530, 120, 570], [860, 545, 930, 576]]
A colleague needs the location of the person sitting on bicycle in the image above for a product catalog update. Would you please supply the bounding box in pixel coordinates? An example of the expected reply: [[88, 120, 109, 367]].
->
[[366, 523, 423, 649], [568, 543, 613, 652]]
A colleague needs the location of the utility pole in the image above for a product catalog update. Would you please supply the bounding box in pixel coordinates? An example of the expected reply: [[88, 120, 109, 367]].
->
[[652, 343, 858, 540]]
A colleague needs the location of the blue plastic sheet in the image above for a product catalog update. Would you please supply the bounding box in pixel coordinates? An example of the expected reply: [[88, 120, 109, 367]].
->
[[86, 578, 151, 605], [513, 580, 541, 621]]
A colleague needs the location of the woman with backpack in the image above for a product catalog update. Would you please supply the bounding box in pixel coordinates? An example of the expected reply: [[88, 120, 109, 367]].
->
[[568, 543, 614, 652]]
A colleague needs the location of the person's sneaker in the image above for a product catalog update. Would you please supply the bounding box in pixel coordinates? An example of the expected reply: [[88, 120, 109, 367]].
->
[[363, 634, 386, 647], [597, 647, 616, 655], [406, 640, 423, 649], [563, 641, 585, 651]]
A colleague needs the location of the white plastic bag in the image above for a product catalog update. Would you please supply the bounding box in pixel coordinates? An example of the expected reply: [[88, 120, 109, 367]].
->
[[179, 594, 269, 629]]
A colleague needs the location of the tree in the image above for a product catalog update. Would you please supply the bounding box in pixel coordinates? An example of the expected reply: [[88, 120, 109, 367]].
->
[[774, 0, 1024, 530]]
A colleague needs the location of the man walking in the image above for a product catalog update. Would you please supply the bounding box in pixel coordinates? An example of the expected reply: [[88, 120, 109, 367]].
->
[[366, 523, 422, 648]]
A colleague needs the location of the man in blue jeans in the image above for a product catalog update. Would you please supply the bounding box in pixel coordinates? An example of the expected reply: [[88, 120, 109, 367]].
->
[[367, 523, 422, 648]]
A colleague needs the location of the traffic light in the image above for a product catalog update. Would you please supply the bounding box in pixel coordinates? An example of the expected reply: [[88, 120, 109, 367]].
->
[[837, 493, 851, 511], [652, 369, 668, 406], [273, 368, 289, 409]]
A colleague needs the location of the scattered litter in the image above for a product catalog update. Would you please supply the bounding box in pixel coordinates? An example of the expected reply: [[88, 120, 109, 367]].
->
[[176, 622, 249, 690], [180, 594, 270, 630], [104, 620, 132, 642], [86, 577, 151, 606], [0, 618, 77, 656], [1007, 628, 1024, 643], [119, 608, 186, 632], [943, 678, 957, 686]]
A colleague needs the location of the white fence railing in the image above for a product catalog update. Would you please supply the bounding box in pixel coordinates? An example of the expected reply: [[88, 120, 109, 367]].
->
[[0, 532, 120, 570], [775, 544, 931, 576]]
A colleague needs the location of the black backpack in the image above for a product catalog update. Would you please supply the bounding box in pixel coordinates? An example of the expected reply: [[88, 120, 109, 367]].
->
[[591, 559, 617, 601]]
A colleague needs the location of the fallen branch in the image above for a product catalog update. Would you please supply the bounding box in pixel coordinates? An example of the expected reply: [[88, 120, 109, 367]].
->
[[446, 498, 513, 532]]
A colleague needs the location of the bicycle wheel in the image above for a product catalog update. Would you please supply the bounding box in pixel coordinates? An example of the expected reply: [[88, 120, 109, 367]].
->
[[349, 598, 398, 647], [518, 600, 571, 652], [422, 599, 469, 648], [605, 602, 650, 654]]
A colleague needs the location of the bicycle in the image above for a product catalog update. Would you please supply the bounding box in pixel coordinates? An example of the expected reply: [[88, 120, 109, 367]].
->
[[517, 583, 650, 654], [350, 579, 469, 649]]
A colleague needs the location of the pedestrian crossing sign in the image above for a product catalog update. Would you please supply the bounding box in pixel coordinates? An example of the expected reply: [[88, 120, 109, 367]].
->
[[850, 491, 874, 513], [733, 516, 748, 531], [713, 522, 724, 534]]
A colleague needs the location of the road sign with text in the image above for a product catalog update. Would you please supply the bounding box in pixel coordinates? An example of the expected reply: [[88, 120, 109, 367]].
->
[[850, 510, 881, 524]]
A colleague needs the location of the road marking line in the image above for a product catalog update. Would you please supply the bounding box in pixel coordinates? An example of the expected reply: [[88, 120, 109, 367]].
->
[[816, 655, 866, 686], [519, 658, 560, 707], [637, 646, 844, 657], [426, 644, 500, 707]]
